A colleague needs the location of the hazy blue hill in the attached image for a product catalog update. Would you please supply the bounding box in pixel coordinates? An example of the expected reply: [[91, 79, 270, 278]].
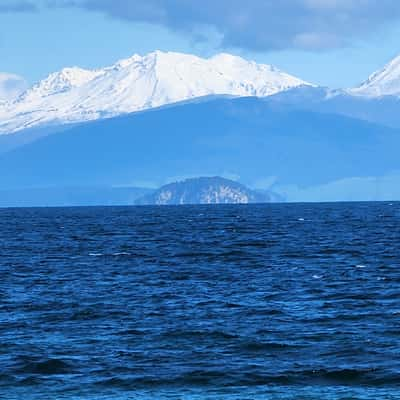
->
[[0, 186, 151, 208], [0, 124, 76, 155], [135, 176, 271, 205], [265, 86, 400, 129], [1, 96, 399, 195]]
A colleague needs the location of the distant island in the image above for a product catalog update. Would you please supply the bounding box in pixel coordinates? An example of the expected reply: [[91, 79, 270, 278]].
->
[[135, 176, 274, 205], [0, 177, 282, 207]]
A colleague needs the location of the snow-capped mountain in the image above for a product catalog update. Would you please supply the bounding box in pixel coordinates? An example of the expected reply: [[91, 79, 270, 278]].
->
[[350, 55, 400, 97], [0, 51, 311, 135], [0, 73, 27, 103]]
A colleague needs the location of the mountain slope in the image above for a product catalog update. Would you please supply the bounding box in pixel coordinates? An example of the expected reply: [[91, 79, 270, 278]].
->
[[0, 51, 310, 134], [350, 55, 400, 97], [263, 86, 400, 129], [1, 96, 399, 198]]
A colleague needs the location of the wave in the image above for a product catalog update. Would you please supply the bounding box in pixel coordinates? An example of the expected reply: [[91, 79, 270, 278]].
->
[[14, 358, 74, 375], [91, 368, 397, 388]]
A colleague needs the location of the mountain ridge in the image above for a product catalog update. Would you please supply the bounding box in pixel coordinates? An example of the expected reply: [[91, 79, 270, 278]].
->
[[3, 51, 400, 137], [1, 96, 399, 201], [0, 50, 310, 135]]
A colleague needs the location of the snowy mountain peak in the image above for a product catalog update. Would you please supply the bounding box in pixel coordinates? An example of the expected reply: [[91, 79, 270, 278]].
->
[[0, 50, 312, 134], [209, 53, 276, 72], [350, 54, 400, 97], [210, 52, 248, 63], [114, 54, 143, 69], [21, 67, 104, 100]]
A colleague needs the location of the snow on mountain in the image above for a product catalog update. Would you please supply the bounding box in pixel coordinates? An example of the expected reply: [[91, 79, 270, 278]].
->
[[349, 55, 400, 98], [0, 51, 311, 134], [21, 67, 105, 100], [0, 73, 27, 103]]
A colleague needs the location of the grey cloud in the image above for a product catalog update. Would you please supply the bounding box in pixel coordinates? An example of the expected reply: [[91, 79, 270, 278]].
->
[[0, 1, 37, 12], [35, 0, 400, 51]]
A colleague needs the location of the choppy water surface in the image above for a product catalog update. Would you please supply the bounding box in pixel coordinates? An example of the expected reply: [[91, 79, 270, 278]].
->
[[0, 203, 399, 399]]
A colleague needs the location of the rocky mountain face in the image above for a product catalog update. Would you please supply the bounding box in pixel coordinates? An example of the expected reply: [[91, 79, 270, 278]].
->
[[135, 177, 271, 205]]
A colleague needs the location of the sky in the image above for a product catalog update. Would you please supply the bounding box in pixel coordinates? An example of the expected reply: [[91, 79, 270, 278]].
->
[[1, 0, 400, 88]]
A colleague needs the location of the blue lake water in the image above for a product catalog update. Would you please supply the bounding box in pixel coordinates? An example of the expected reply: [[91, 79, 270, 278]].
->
[[0, 203, 399, 399]]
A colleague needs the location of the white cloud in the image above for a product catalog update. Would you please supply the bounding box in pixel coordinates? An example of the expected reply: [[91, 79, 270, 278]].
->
[[0, 73, 27, 102]]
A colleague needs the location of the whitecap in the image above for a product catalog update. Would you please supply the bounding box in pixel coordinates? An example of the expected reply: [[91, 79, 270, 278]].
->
[[89, 253, 103, 257]]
